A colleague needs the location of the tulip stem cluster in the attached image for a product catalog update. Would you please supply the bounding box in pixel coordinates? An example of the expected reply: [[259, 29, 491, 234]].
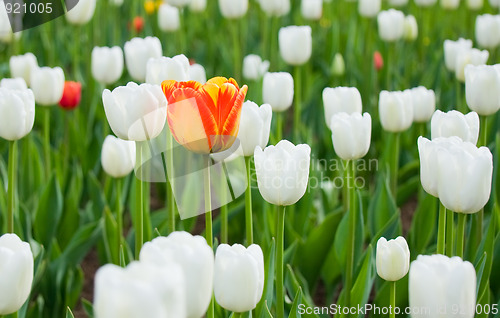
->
[[43, 109, 51, 177], [135, 150, 144, 259], [115, 178, 123, 265], [446, 210, 454, 257], [204, 155, 215, 318], [245, 156, 253, 245], [390, 133, 400, 200], [7, 141, 16, 233], [166, 133, 176, 234], [456, 213, 466, 258], [437, 202, 446, 254], [294, 66, 302, 141], [276, 205, 286, 318], [345, 159, 357, 307]]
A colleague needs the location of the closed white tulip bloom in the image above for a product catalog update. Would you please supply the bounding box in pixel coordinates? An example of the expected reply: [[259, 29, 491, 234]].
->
[[376, 236, 410, 282], [101, 135, 136, 178], [0, 87, 35, 141], [258, 0, 290, 17], [102, 82, 167, 141], [94, 262, 186, 318], [214, 244, 264, 313], [379, 90, 413, 132], [219, 0, 248, 18], [323, 87, 362, 127], [437, 138, 493, 214], [9, 53, 38, 86], [444, 38, 473, 72], [188, 63, 207, 83], [389, 0, 409, 6], [146, 55, 189, 85], [263, 72, 294, 112], [301, 0, 322, 20], [441, 0, 460, 9], [0, 78, 27, 90], [359, 0, 381, 18], [409, 86, 435, 123], [168, 0, 192, 7], [0, 3, 14, 44], [158, 4, 180, 32], [279, 25, 312, 66], [467, 0, 483, 8], [409, 255, 476, 318], [403, 15, 418, 41], [475, 14, 500, 48], [414, 0, 438, 5], [30, 66, 65, 106], [455, 48, 489, 82], [110, 0, 123, 6], [254, 140, 311, 206], [190, 0, 207, 11], [243, 54, 270, 80], [65, 0, 96, 25], [330, 112, 371, 161], [237, 101, 272, 157], [431, 110, 479, 144], [377, 9, 405, 42], [465, 64, 500, 116], [0, 233, 34, 315], [139, 231, 214, 318], [124, 37, 162, 82], [490, 0, 500, 7], [331, 53, 345, 76], [91, 46, 124, 85]]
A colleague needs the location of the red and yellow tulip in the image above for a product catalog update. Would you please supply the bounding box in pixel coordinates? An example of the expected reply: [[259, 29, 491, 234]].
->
[[162, 77, 248, 154]]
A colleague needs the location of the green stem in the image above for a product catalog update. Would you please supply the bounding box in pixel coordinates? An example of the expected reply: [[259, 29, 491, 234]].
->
[[437, 202, 446, 254], [294, 66, 302, 142], [276, 205, 286, 318], [446, 209, 455, 257], [245, 156, 253, 245], [390, 133, 400, 201], [231, 19, 241, 82], [386, 44, 392, 90], [345, 159, 356, 307], [204, 155, 214, 318], [390, 281, 396, 318], [7, 141, 16, 234], [232, 312, 242, 318], [480, 115, 488, 147], [166, 133, 176, 234], [270, 17, 279, 70], [220, 159, 228, 244], [276, 112, 283, 142], [44, 108, 51, 177], [116, 178, 123, 265], [135, 150, 144, 259], [456, 213, 466, 258], [456, 81, 465, 113]]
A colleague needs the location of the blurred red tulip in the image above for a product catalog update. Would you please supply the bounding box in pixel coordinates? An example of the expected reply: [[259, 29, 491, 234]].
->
[[374, 51, 384, 71], [131, 16, 144, 33], [59, 81, 82, 110]]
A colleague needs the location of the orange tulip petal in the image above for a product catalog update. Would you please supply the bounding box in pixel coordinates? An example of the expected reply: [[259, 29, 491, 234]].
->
[[206, 76, 228, 88], [161, 80, 177, 99], [199, 83, 219, 120], [227, 78, 240, 90]]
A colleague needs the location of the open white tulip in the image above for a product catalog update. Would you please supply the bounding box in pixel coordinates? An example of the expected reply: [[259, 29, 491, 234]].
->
[[254, 140, 311, 206], [465, 64, 500, 116], [408, 86, 435, 123], [323, 87, 362, 127], [158, 4, 180, 32], [9, 53, 38, 86], [409, 255, 476, 318], [0, 87, 35, 141], [214, 244, 264, 313], [377, 9, 405, 42], [101, 135, 136, 178], [263, 72, 294, 112], [279, 25, 312, 66], [91, 46, 124, 85], [66, 0, 96, 25], [243, 54, 270, 80], [0, 233, 34, 315], [102, 82, 167, 141], [376, 236, 410, 282], [475, 14, 500, 49], [146, 55, 190, 85], [30, 66, 65, 106], [379, 90, 413, 132], [330, 112, 371, 161], [124, 37, 162, 82], [139, 231, 214, 318], [219, 0, 248, 18], [0, 78, 27, 90], [431, 110, 479, 144], [359, 0, 381, 17], [444, 38, 473, 72]]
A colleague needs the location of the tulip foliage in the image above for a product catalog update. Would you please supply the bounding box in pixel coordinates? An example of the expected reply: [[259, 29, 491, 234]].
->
[[1, 1, 500, 318]]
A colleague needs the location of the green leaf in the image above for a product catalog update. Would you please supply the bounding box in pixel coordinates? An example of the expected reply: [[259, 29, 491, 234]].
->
[[103, 207, 119, 264], [409, 193, 437, 254], [285, 265, 319, 318], [263, 301, 274, 318], [289, 287, 303, 318], [34, 175, 63, 248], [66, 307, 75, 318], [56, 221, 101, 267], [350, 245, 375, 312], [474, 209, 497, 303], [256, 239, 276, 318], [367, 173, 399, 239], [82, 298, 94, 318]]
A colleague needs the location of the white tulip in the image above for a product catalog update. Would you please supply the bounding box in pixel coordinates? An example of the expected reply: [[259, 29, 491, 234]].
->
[[455, 48, 489, 82], [139, 231, 214, 318], [101, 135, 136, 178], [190, 0, 207, 12], [9, 53, 38, 86], [0, 2, 15, 43], [258, 0, 290, 17], [0, 78, 27, 90], [431, 110, 479, 144], [158, 4, 180, 32], [377, 9, 405, 42], [102, 82, 167, 141], [465, 64, 500, 116], [467, 0, 483, 8], [0, 87, 35, 141], [188, 63, 207, 83], [214, 244, 264, 312], [441, 0, 460, 9], [237, 101, 272, 156], [403, 15, 418, 42], [409, 255, 476, 318], [414, 0, 438, 5], [110, 0, 123, 6], [418, 136, 450, 197], [408, 86, 435, 123], [359, 0, 381, 18], [30, 66, 65, 106], [94, 262, 186, 318], [475, 14, 500, 48], [323, 87, 362, 127], [301, 0, 322, 20], [443, 38, 473, 72], [66, 0, 96, 25], [490, 0, 500, 7], [330, 112, 371, 161], [376, 236, 410, 282], [379, 90, 413, 132], [243, 54, 270, 80], [146, 55, 189, 85], [91, 46, 124, 85], [254, 140, 311, 206], [279, 25, 312, 66], [0, 233, 34, 315], [263, 72, 294, 112], [219, 0, 248, 18], [124, 37, 162, 82]]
